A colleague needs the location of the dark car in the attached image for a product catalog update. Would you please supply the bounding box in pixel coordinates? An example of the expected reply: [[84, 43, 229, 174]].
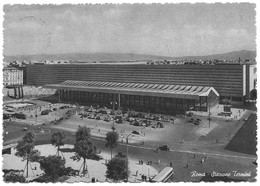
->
[[193, 121, 200, 125], [193, 119, 201, 125], [3, 113, 10, 120], [104, 117, 111, 122], [188, 118, 194, 123], [159, 145, 170, 151], [60, 106, 70, 109], [41, 109, 52, 115], [13, 113, 27, 119]]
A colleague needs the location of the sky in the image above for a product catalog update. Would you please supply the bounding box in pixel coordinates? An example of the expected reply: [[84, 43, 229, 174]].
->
[[3, 3, 256, 57]]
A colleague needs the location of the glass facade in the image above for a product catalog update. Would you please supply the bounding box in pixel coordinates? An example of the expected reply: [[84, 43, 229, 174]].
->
[[60, 90, 219, 115]]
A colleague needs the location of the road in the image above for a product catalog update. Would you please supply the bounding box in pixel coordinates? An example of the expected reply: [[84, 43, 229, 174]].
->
[[3, 103, 257, 182]]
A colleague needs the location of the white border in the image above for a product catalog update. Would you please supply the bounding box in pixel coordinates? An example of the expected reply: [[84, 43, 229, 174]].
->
[[0, 1, 259, 186]]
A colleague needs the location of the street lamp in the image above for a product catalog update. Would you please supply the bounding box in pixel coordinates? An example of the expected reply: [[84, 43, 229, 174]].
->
[[35, 106, 38, 125], [208, 95, 212, 128], [110, 101, 117, 131], [125, 133, 133, 182]]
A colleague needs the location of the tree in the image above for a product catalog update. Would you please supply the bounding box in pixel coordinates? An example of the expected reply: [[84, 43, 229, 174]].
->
[[39, 155, 66, 182], [75, 126, 91, 142], [50, 131, 66, 156], [73, 139, 96, 176], [15, 132, 40, 178], [72, 126, 96, 177], [106, 157, 129, 182], [105, 131, 119, 159], [4, 172, 26, 183]]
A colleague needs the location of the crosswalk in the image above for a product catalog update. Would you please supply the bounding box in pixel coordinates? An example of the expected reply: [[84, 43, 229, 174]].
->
[[192, 122, 218, 136]]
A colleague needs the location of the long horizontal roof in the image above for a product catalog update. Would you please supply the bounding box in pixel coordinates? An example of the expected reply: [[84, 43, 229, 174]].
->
[[44, 80, 219, 99]]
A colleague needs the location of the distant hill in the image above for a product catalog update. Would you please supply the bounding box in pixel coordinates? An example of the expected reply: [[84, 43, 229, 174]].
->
[[177, 50, 256, 61], [3, 53, 174, 62], [4, 50, 256, 62]]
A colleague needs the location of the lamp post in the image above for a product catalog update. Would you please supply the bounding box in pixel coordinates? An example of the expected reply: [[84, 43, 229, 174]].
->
[[58, 89, 61, 108], [208, 105, 211, 128], [110, 101, 117, 131], [35, 106, 38, 125], [125, 133, 133, 182]]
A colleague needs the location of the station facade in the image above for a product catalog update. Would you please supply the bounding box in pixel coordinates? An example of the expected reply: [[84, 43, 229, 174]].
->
[[45, 80, 219, 115]]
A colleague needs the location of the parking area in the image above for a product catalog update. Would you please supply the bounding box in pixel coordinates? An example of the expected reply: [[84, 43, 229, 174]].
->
[[3, 99, 253, 155]]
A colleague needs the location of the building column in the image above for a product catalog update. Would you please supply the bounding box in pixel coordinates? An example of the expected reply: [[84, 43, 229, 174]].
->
[[21, 87, 24, 98], [13, 88, 15, 98], [199, 97, 202, 111], [17, 87, 20, 98], [118, 93, 121, 108]]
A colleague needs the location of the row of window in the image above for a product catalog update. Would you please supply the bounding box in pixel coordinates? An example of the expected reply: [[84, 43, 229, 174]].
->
[[60, 90, 211, 111]]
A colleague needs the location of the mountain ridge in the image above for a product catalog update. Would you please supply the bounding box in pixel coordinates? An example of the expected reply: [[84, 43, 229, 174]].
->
[[4, 50, 256, 62]]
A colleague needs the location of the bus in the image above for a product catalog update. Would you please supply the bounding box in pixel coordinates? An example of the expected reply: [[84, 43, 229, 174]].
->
[[151, 167, 174, 182]]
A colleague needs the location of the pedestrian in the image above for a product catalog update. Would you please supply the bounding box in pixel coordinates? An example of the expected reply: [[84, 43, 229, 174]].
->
[[136, 170, 139, 176], [193, 154, 196, 158], [158, 159, 160, 164], [201, 158, 204, 164], [186, 163, 189, 168]]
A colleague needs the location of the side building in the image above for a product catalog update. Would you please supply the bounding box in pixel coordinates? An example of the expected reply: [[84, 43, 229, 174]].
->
[[3, 67, 23, 86], [26, 63, 256, 108]]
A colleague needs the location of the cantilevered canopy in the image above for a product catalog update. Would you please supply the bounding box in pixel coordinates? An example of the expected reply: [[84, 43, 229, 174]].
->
[[44, 80, 219, 100]]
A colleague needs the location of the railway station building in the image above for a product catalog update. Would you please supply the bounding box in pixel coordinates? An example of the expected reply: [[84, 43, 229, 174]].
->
[[45, 80, 219, 115]]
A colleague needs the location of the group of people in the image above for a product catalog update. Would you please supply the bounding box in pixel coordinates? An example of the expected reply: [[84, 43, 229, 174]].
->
[[138, 160, 144, 165]]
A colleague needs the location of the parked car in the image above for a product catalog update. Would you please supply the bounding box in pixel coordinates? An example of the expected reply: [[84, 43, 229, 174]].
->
[[60, 105, 70, 109], [104, 116, 111, 122], [159, 145, 170, 151], [3, 113, 10, 120], [193, 121, 200, 125], [22, 127, 28, 131], [95, 115, 101, 120], [13, 113, 27, 119], [188, 118, 194, 123], [115, 152, 127, 158], [157, 122, 164, 128], [41, 109, 52, 115], [115, 115, 124, 124]]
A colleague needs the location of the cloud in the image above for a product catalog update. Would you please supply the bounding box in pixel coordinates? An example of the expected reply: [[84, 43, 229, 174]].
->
[[54, 25, 63, 32], [103, 8, 126, 19], [225, 28, 249, 38], [6, 20, 43, 31]]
